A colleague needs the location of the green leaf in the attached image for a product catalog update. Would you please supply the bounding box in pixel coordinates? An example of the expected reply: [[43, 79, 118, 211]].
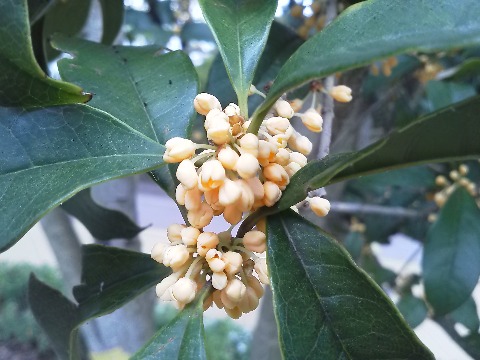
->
[[250, 0, 480, 131], [27, 0, 56, 24], [132, 287, 209, 360], [74, 244, 170, 320], [425, 80, 476, 111], [0, 105, 164, 253], [30, 245, 170, 359], [0, 0, 90, 107], [450, 297, 480, 332], [198, 0, 277, 116], [61, 188, 144, 241], [52, 36, 199, 197], [423, 187, 480, 315], [99, 0, 125, 45], [343, 231, 364, 261], [447, 58, 480, 81], [396, 293, 428, 329], [28, 275, 84, 360], [267, 210, 433, 359], [238, 96, 480, 236]]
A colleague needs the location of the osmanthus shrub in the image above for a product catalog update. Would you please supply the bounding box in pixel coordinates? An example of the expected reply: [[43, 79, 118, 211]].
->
[[1, 0, 480, 359]]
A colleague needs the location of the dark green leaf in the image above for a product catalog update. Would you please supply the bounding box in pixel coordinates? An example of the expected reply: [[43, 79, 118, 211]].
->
[[28, 275, 83, 360], [43, 0, 92, 61], [343, 231, 364, 261], [359, 251, 396, 286], [239, 96, 480, 236], [74, 244, 170, 320], [198, 0, 277, 116], [0, 105, 164, 253], [61, 188, 144, 241], [267, 211, 433, 359], [99, 0, 124, 45], [132, 287, 209, 360], [0, 0, 90, 107], [451, 297, 480, 332], [250, 0, 480, 131], [447, 58, 480, 81], [53, 36, 199, 197], [423, 187, 480, 315], [396, 293, 428, 329], [28, 0, 56, 24], [425, 80, 476, 111], [124, 9, 173, 46], [181, 22, 214, 43]]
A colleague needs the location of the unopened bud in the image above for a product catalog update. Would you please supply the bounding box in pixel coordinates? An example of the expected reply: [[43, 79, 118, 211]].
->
[[459, 164, 469, 176], [300, 108, 323, 132], [156, 273, 180, 298], [207, 121, 231, 145], [187, 202, 214, 229], [263, 181, 282, 207], [285, 161, 302, 177], [151, 242, 168, 263], [205, 109, 229, 130], [180, 226, 201, 246], [239, 133, 259, 157], [258, 140, 278, 165], [224, 103, 240, 117], [197, 232, 220, 257], [275, 148, 290, 166], [171, 277, 197, 304], [219, 178, 242, 206], [164, 137, 196, 163], [217, 146, 239, 170], [270, 133, 289, 148], [289, 98, 304, 112], [184, 186, 202, 211], [238, 286, 260, 313], [175, 184, 187, 205], [236, 153, 260, 179], [225, 306, 242, 319], [254, 258, 270, 285], [212, 272, 228, 290], [434, 192, 447, 207], [235, 179, 255, 211], [243, 230, 267, 253], [167, 223, 186, 242], [206, 249, 226, 272], [264, 163, 290, 188], [289, 134, 312, 155], [198, 160, 226, 191], [176, 159, 198, 190], [274, 99, 294, 119], [223, 204, 244, 225], [449, 170, 460, 181], [246, 275, 264, 298], [194, 93, 222, 115], [290, 152, 308, 167], [163, 244, 190, 269], [246, 177, 265, 201], [330, 85, 352, 103], [225, 278, 247, 304], [435, 175, 448, 187], [265, 117, 290, 135], [223, 251, 243, 276], [308, 197, 330, 217]]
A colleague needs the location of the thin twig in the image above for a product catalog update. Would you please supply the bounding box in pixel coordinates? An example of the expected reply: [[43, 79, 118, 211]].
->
[[329, 201, 423, 217]]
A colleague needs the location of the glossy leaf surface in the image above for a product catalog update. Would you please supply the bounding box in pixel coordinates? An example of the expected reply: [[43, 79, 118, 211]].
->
[[267, 211, 433, 359], [61, 188, 144, 241], [239, 97, 480, 235], [423, 187, 480, 315], [99, 0, 125, 44], [198, 0, 277, 115], [0, 105, 164, 253], [251, 0, 480, 130], [132, 287, 209, 360], [0, 0, 90, 106]]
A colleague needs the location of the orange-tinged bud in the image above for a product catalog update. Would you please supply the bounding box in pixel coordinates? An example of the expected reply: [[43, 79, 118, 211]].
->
[[308, 197, 331, 217], [330, 85, 353, 103]]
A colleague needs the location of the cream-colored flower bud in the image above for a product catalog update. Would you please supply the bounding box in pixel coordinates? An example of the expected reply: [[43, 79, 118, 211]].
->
[[155, 273, 180, 298], [258, 140, 277, 164], [247, 275, 264, 298], [206, 249, 226, 272], [285, 162, 302, 177], [217, 146, 239, 170], [163, 137, 196, 163], [225, 278, 247, 305], [289, 152, 308, 167], [205, 109, 229, 129], [243, 230, 267, 253], [176, 159, 198, 190], [289, 134, 312, 155], [175, 184, 187, 205], [264, 163, 290, 188], [203, 188, 223, 211], [171, 277, 197, 304], [223, 251, 243, 276], [167, 223, 186, 242], [299, 108, 323, 132], [207, 121, 231, 145], [194, 93, 222, 115], [434, 192, 447, 207], [459, 164, 469, 176], [449, 170, 460, 181], [254, 258, 270, 285], [435, 175, 448, 187], [198, 160, 226, 191], [184, 186, 202, 211], [246, 177, 265, 201], [274, 99, 294, 119], [330, 85, 352, 103], [275, 148, 290, 166], [163, 244, 190, 269], [236, 153, 260, 179], [266, 117, 290, 135], [151, 242, 168, 263], [225, 306, 242, 319], [308, 197, 331, 217], [239, 133, 259, 157], [219, 178, 242, 206], [224, 103, 240, 117], [187, 202, 214, 229], [270, 133, 289, 148], [238, 287, 260, 313], [197, 232, 220, 257], [235, 179, 255, 211], [263, 181, 282, 207], [223, 205, 243, 225], [180, 226, 201, 246], [289, 98, 304, 112], [212, 271, 228, 290]]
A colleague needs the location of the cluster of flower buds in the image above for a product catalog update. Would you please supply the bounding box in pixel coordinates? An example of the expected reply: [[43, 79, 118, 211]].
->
[[433, 164, 477, 208], [151, 223, 269, 318], [156, 88, 352, 317]]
